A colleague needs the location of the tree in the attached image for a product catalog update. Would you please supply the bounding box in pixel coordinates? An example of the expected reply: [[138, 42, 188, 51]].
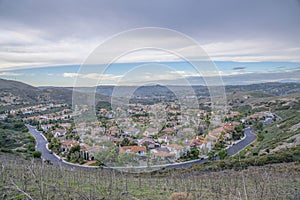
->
[[119, 138, 137, 147], [182, 148, 200, 160], [214, 141, 224, 149], [94, 146, 118, 165], [117, 153, 139, 166], [208, 151, 216, 160], [218, 149, 228, 160], [254, 121, 263, 131], [234, 125, 243, 134], [70, 151, 81, 163], [190, 148, 199, 159], [48, 137, 61, 153], [257, 131, 264, 141], [69, 145, 80, 154]]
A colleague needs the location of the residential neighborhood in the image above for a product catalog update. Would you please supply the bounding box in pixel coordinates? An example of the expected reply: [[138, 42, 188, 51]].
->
[[0, 97, 280, 167]]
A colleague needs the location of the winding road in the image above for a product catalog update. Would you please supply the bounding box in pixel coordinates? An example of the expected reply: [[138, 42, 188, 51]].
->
[[26, 125, 63, 165], [26, 125, 256, 170], [166, 127, 255, 169]]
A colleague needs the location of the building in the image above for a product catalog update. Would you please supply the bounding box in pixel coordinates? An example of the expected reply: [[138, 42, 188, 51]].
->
[[166, 144, 186, 159], [119, 146, 147, 156], [143, 127, 158, 137], [61, 140, 79, 152]]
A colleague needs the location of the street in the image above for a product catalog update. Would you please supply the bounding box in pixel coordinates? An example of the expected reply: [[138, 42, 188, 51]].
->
[[26, 124, 256, 170]]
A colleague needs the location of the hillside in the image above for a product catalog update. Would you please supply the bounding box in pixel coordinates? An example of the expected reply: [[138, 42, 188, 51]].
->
[[225, 82, 300, 96], [0, 119, 36, 158], [93, 82, 300, 98], [225, 91, 300, 166], [0, 153, 299, 199], [1, 78, 300, 109], [1, 79, 300, 199], [0, 79, 73, 108], [0, 78, 44, 106]]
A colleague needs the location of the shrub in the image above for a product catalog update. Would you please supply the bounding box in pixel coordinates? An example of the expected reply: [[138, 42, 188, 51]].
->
[[257, 132, 264, 141], [32, 151, 42, 158], [218, 149, 228, 160]]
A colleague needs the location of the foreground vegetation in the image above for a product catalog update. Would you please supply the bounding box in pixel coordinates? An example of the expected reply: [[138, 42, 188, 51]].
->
[[0, 119, 37, 158], [0, 153, 299, 200]]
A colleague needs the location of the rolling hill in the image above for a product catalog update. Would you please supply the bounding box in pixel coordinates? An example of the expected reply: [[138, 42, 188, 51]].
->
[[0, 78, 73, 108]]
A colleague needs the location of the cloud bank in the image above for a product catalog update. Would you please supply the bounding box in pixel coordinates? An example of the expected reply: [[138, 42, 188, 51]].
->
[[0, 0, 299, 70]]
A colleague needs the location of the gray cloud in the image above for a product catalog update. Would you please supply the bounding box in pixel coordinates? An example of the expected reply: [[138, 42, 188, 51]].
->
[[1, 0, 299, 41], [0, 0, 300, 69], [232, 67, 246, 70]]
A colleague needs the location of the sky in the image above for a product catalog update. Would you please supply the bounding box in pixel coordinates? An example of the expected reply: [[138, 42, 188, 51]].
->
[[0, 0, 300, 86]]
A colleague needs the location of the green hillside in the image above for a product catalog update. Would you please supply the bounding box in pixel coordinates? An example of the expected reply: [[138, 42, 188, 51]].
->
[[0, 119, 36, 158]]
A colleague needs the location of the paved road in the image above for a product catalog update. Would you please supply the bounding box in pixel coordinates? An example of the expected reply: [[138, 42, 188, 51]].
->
[[26, 125, 61, 165], [227, 127, 255, 156], [27, 125, 256, 170], [166, 127, 256, 169]]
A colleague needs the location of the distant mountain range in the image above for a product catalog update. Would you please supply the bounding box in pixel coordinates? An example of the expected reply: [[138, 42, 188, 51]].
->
[[1, 78, 300, 108], [95, 82, 300, 97]]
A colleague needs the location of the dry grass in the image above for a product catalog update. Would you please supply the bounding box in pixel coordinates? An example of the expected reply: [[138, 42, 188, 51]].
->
[[0, 153, 299, 200], [168, 192, 195, 200]]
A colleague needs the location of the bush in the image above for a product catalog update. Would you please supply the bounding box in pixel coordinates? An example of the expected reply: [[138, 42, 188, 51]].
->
[[32, 151, 42, 158], [257, 132, 264, 141], [27, 143, 35, 151], [218, 149, 228, 160]]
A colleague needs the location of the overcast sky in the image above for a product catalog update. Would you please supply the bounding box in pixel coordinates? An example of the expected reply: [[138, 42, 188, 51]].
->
[[0, 0, 300, 71]]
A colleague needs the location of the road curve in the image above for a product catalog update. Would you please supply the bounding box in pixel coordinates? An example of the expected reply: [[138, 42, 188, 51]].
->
[[26, 125, 256, 170], [166, 127, 256, 169], [26, 125, 84, 169], [227, 127, 255, 156], [26, 125, 61, 164]]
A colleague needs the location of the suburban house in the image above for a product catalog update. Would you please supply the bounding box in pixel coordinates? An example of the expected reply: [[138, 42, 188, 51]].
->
[[86, 145, 108, 160], [138, 137, 156, 148], [108, 126, 120, 137], [188, 136, 207, 150], [226, 111, 240, 119], [143, 127, 158, 137], [166, 144, 186, 159], [207, 127, 225, 142], [41, 124, 53, 131], [151, 147, 176, 160], [157, 134, 176, 144], [61, 140, 79, 152], [161, 127, 176, 135], [119, 146, 147, 156], [178, 127, 194, 137], [60, 123, 72, 129], [53, 128, 66, 137], [249, 113, 265, 120], [222, 123, 235, 133], [77, 145, 108, 161], [124, 127, 140, 136]]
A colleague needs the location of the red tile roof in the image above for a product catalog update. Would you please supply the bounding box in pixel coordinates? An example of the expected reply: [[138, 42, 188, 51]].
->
[[189, 138, 206, 147], [119, 146, 146, 154]]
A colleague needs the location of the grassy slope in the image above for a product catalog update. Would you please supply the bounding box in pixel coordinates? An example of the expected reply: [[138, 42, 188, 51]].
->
[[0, 119, 36, 158], [0, 153, 299, 200]]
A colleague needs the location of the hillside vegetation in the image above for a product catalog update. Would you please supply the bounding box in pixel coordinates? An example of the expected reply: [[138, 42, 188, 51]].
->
[[0, 78, 72, 110], [0, 153, 299, 200], [0, 119, 36, 158]]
